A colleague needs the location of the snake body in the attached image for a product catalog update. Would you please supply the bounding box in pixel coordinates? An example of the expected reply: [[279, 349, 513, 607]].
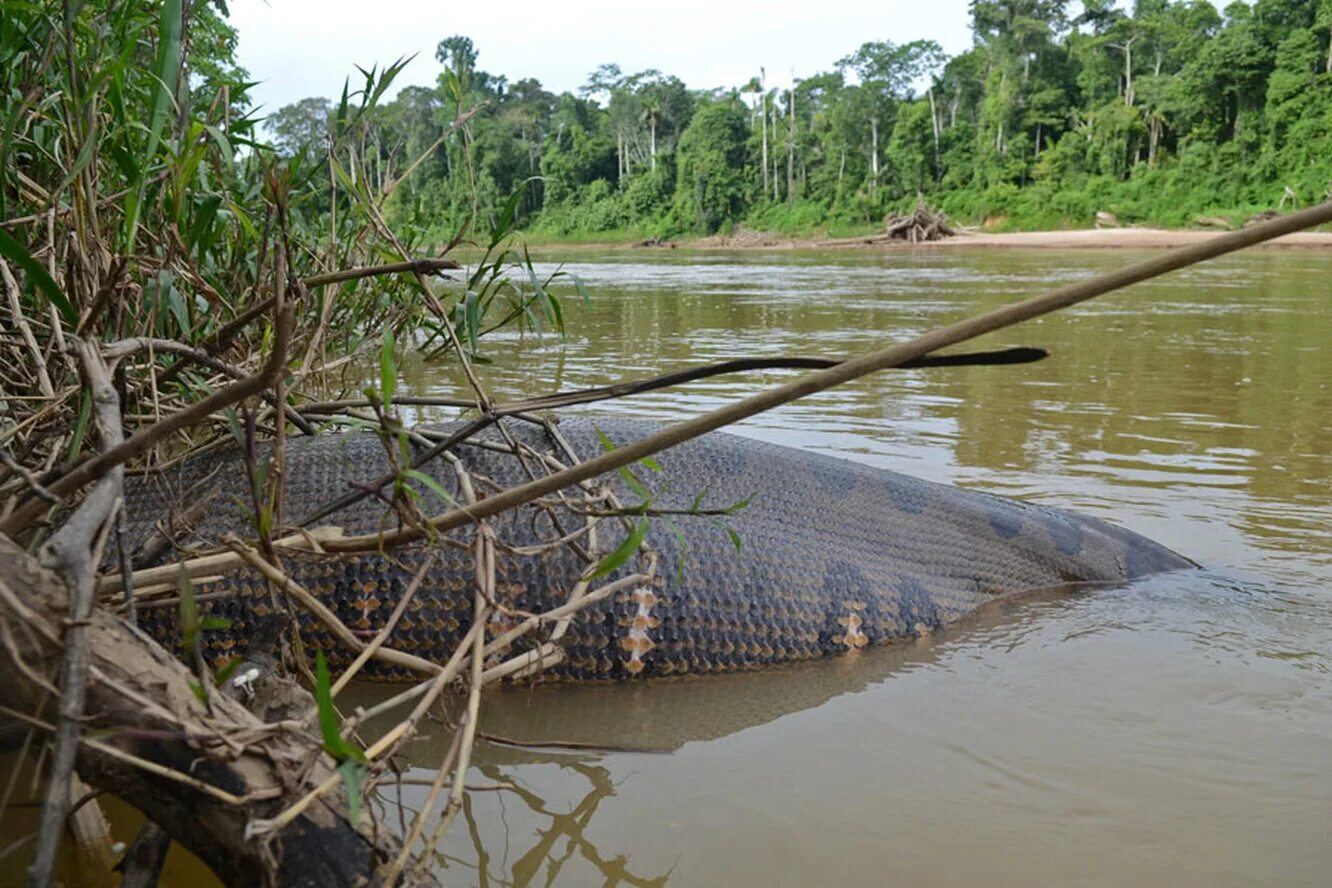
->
[[123, 417, 1194, 680]]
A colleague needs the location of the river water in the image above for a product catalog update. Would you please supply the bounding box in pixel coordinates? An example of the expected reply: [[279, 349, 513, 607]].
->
[[369, 246, 1330, 887], [8, 247, 1328, 887]]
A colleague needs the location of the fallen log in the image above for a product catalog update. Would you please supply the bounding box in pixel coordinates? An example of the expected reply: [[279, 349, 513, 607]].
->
[[882, 200, 957, 243], [0, 535, 430, 886]]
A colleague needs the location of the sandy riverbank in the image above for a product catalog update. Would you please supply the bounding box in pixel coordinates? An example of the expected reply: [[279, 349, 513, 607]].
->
[[522, 225, 1332, 254], [916, 227, 1332, 249], [677, 226, 1332, 251]]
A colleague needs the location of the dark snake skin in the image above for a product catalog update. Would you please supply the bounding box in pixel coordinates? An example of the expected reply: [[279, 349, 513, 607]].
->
[[122, 417, 1195, 681]]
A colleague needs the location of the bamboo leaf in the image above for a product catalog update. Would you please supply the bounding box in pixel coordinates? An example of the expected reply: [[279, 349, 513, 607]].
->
[[314, 650, 364, 762], [0, 228, 77, 325], [67, 385, 91, 461], [585, 518, 650, 580], [463, 290, 480, 352], [214, 657, 242, 687], [663, 517, 689, 585], [379, 326, 396, 405], [126, 0, 182, 247], [721, 495, 753, 515], [339, 760, 365, 828], [177, 564, 200, 653], [405, 468, 454, 506]]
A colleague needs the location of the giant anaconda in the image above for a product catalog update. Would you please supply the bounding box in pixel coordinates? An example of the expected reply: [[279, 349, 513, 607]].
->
[[123, 417, 1194, 680]]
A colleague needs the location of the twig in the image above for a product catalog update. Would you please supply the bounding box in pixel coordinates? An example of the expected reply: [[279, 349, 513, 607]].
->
[[95, 526, 345, 597], [0, 301, 295, 536], [329, 551, 436, 695], [1, 259, 55, 397], [28, 339, 123, 888], [301, 257, 461, 287], [291, 346, 1046, 419], [412, 579, 487, 881], [101, 336, 317, 435], [225, 539, 443, 677], [0, 449, 59, 504], [380, 716, 466, 886], [80, 737, 283, 806], [246, 619, 484, 842], [477, 730, 669, 755]]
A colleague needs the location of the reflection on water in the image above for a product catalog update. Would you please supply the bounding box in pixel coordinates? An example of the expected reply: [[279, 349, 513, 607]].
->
[[377, 247, 1331, 887]]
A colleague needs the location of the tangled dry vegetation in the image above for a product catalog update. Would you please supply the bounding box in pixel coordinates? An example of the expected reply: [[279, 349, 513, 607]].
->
[[0, 3, 641, 884]]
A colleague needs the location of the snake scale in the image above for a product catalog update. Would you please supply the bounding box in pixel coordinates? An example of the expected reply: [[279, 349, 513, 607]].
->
[[122, 417, 1195, 681]]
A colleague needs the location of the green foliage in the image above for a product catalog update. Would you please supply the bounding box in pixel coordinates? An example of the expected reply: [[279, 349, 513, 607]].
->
[[673, 100, 750, 232], [314, 651, 367, 827], [284, 3, 1332, 239]]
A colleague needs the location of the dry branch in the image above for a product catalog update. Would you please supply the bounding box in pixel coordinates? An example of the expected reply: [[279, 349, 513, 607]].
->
[[882, 200, 956, 242], [0, 303, 294, 536], [0, 537, 435, 886]]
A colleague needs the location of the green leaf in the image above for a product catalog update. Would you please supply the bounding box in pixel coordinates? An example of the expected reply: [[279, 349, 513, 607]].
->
[[463, 290, 480, 353], [55, 124, 99, 198], [126, 0, 183, 247], [223, 406, 244, 447], [0, 228, 77, 325], [594, 427, 651, 501], [663, 517, 689, 586], [214, 657, 242, 687], [159, 270, 189, 336], [187, 193, 223, 254], [378, 326, 396, 406], [619, 467, 651, 502], [405, 468, 454, 506], [314, 651, 366, 767], [585, 519, 650, 580], [314, 650, 357, 760], [177, 565, 200, 653], [489, 179, 530, 249], [339, 760, 366, 828], [721, 495, 753, 515], [67, 386, 91, 461]]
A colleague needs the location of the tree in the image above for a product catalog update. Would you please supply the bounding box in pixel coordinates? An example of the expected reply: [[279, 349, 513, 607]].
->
[[674, 99, 750, 231], [837, 40, 945, 200], [266, 96, 332, 157]]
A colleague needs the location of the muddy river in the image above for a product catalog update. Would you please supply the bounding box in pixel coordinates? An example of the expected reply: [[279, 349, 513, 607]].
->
[[9, 246, 1331, 887], [375, 246, 1330, 887]]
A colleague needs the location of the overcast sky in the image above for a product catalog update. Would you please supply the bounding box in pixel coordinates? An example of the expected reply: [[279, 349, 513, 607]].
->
[[228, 0, 984, 114]]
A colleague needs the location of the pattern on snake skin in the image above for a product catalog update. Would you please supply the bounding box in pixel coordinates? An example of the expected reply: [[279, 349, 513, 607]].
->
[[121, 417, 1196, 681]]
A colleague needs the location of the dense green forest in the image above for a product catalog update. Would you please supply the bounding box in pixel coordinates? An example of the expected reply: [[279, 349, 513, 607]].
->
[[265, 0, 1332, 239]]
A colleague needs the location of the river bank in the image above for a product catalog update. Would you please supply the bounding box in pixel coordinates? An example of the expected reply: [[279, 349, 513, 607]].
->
[[522, 225, 1332, 253]]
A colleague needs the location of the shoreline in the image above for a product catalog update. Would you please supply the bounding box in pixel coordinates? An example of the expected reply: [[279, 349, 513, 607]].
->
[[525, 226, 1332, 252]]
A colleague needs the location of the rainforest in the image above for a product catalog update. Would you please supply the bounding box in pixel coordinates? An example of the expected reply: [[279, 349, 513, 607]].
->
[[264, 0, 1332, 239]]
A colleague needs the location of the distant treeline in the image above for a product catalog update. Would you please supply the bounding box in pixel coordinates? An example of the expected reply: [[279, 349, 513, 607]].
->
[[267, 1, 1332, 238]]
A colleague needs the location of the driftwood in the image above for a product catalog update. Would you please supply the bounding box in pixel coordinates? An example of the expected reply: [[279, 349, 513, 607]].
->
[[0, 535, 429, 886], [1245, 209, 1282, 227], [883, 201, 957, 242], [1195, 215, 1233, 230]]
